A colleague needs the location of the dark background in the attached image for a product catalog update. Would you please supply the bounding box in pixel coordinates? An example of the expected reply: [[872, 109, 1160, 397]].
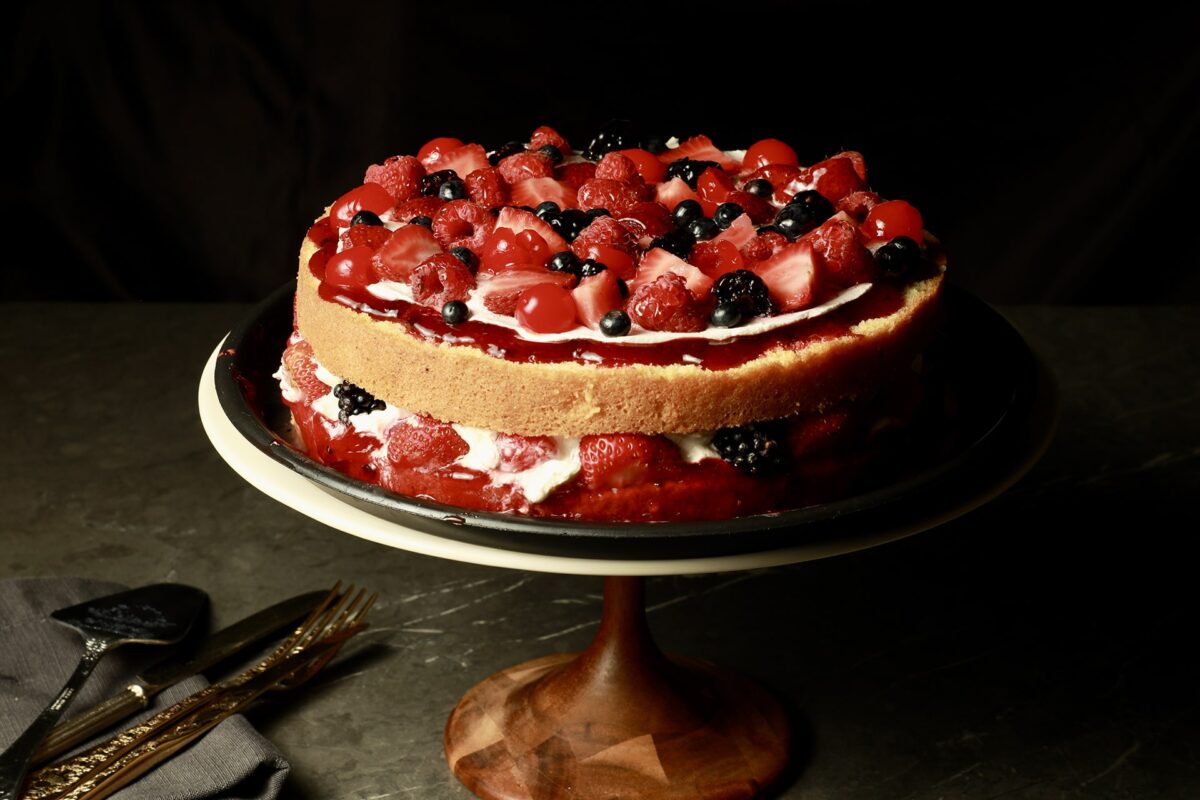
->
[[4, 3, 1199, 304]]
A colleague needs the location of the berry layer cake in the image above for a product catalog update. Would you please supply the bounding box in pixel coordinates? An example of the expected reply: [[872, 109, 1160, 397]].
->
[[276, 124, 945, 522]]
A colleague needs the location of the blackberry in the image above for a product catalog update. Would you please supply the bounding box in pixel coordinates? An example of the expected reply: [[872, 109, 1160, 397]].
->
[[537, 144, 564, 164], [671, 199, 704, 228], [775, 191, 833, 238], [649, 227, 696, 259], [713, 202, 744, 229], [712, 270, 774, 318], [712, 424, 784, 476], [449, 246, 478, 270], [583, 119, 636, 160], [333, 381, 385, 424], [442, 300, 469, 325], [548, 250, 581, 277], [600, 309, 631, 337], [579, 259, 607, 278], [420, 169, 458, 197], [410, 215, 434, 228], [437, 178, 467, 201], [875, 235, 921, 277], [744, 178, 773, 198], [487, 141, 526, 165], [350, 210, 383, 227], [548, 208, 590, 242], [665, 158, 719, 189]]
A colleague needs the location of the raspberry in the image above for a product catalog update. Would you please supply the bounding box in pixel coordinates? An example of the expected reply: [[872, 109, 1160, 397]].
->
[[741, 230, 788, 263], [432, 200, 493, 251], [281, 338, 330, 401], [387, 416, 468, 469], [726, 190, 774, 225], [616, 201, 673, 240], [571, 216, 636, 257], [576, 178, 642, 214], [594, 152, 641, 184], [830, 150, 867, 181], [690, 240, 746, 279], [338, 225, 390, 251], [498, 152, 554, 185], [393, 196, 444, 222], [364, 155, 425, 202], [627, 272, 709, 332], [801, 157, 866, 203], [464, 167, 509, 208], [530, 126, 570, 155], [837, 190, 882, 222], [409, 253, 476, 307], [804, 217, 875, 286], [557, 161, 597, 190]]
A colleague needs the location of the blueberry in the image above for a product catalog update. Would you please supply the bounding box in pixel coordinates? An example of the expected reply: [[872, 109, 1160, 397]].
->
[[710, 303, 743, 328], [649, 228, 696, 259], [438, 178, 467, 201], [744, 178, 773, 198], [487, 141, 526, 165], [688, 217, 719, 242], [616, 277, 629, 298], [671, 199, 704, 228], [713, 202, 744, 230], [640, 133, 668, 154], [420, 169, 458, 196], [664, 158, 719, 189], [584, 119, 636, 160], [537, 144, 564, 164], [756, 224, 785, 236], [600, 309, 631, 337], [875, 235, 921, 277], [550, 208, 589, 242], [535, 201, 561, 219], [350, 210, 383, 227], [579, 260, 607, 278], [449, 247, 477, 270], [775, 191, 833, 238], [586, 208, 611, 220], [442, 300, 469, 325], [548, 250, 581, 277], [410, 215, 434, 228]]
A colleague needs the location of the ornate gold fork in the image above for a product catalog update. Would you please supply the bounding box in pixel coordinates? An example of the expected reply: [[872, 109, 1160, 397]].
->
[[22, 583, 375, 800]]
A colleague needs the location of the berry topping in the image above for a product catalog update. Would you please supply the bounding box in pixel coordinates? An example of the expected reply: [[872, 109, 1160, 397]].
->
[[712, 424, 784, 475], [671, 199, 704, 228], [437, 178, 468, 201], [350, 210, 383, 227], [648, 228, 696, 260], [417, 137, 464, 166], [659, 134, 740, 171], [330, 183, 394, 228], [394, 195, 444, 223], [464, 167, 509, 208], [578, 433, 680, 489], [690, 239, 747, 279], [516, 283, 578, 333], [429, 143, 489, 178], [801, 156, 866, 203], [449, 246, 478, 270], [479, 269, 573, 315], [333, 381, 386, 423], [740, 228, 788, 263], [572, 269, 624, 329], [687, 217, 719, 242], [583, 121, 636, 161], [410, 253, 476, 308], [805, 216, 875, 286], [510, 177, 578, 210], [862, 200, 924, 243], [742, 139, 799, 171], [421, 169, 459, 197], [874, 235, 921, 277], [775, 191, 835, 238], [544, 207, 592, 243], [627, 272, 710, 332], [442, 299, 469, 324], [831, 150, 867, 181], [325, 246, 378, 290], [339, 224, 390, 251], [576, 178, 642, 215], [711, 214, 757, 249], [537, 144, 565, 164], [571, 215, 636, 257], [594, 152, 642, 184], [556, 161, 598, 190], [487, 141, 527, 165], [617, 201, 673, 240], [743, 178, 773, 198], [388, 415, 469, 469], [712, 269, 774, 318], [530, 125, 571, 155], [746, 163, 802, 203], [575, 244, 635, 278], [479, 227, 553, 273], [364, 155, 425, 202], [498, 152, 555, 184], [409, 215, 434, 228], [655, 177, 702, 211], [725, 190, 775, 225], [547, 249, 582, 277], [495, 206, 569, 251], [696, 167, 735, 209], [713, 202, 744, 229], [432, 200, 494, 251], [665, 158, 720, 189], [753, 241, 820, 312], [710, 303, 742, 328], [600, 309, 632, 337], [614, 148, 667, 184], [836, 190, 882, 222]]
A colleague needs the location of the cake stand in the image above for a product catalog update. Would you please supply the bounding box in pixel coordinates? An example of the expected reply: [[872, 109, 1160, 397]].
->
[[198, 283, 1056, 799]]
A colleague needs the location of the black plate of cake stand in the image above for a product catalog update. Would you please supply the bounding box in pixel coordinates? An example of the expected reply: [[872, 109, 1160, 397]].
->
[[210, 280, 1057, 561]]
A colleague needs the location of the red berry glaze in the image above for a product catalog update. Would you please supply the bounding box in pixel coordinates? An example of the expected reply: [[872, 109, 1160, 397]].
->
[[330, 183, 394, 228], [743, 138, 799, 171], [418, 137, 464, 166], [325, 246, 377, 290], [863, 200, 924, 243], [516, 283, 578, 333]]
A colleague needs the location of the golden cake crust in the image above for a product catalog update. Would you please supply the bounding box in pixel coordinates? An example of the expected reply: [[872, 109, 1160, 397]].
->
[[296, 237, 944, 436]]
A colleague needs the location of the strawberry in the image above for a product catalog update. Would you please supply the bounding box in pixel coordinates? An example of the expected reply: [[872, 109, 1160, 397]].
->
[[418, 137, 464, 167], [594, 152, 642, 184], [657, 135, 740, 171], [571, 216, 636, 256], [478, 270, 573, 315], [529, 126, 570, 155], [432, 200, 493, 251], [495, 433, 558, 472], [498, 152, 554, 184], [392, 196, 444, 223], [836, 190, 882, 222], [464, 167, 509, 208], [494, 207, 569, 251], [627, 272, 710, 332], [614, 148, 667, 184], [578, 434, 681, 489], [410, 253, 476, 307], [576, 178, 642, 214], [429, 143, 489, 177], [576, 244, 636, 278], [696, 167, 735, 207], [510, 177, 578, 210], [364, 155, 425, 202], [799, 157, 866, 203], [654, 177, 701, 211], [711, 213, 756, 249], [745, 164, 803, 204], [630, 248, 714, 298], [689, 240, 746, 279], [830, 150, 867, 182], [803, 216, 875, 287], [726, 190, 775, 224], [387, 416, 468, 469], [572, 269, 625, 328], [556, 161, 597, 190], [752, 241, 820, 312], [372, 224, 443, 282], [339, 224, 391, 251], [740, 229, 788, 263], [616, 201, 673, 241], [281, 338, 329, 401]]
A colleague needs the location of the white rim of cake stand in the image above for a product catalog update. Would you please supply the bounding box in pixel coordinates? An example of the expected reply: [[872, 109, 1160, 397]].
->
[[198, 338, 1051, 577]]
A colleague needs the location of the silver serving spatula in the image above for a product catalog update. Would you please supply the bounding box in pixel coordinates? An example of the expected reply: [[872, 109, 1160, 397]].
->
[[0, 583, 207, 800]]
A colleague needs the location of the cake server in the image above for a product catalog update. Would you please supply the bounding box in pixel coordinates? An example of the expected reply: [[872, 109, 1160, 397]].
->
[[31, 588, 329, 765], [0, 583, 207, 800]]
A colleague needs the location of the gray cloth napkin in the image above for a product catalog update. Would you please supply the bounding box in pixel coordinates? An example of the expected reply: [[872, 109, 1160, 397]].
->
[[0, 577, 289, 800]]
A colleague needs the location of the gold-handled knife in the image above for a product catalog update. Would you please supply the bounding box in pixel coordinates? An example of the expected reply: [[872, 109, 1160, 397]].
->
[[33, 590, 329, 765]]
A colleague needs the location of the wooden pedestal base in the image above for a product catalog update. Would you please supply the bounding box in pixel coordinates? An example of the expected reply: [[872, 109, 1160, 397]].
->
[[444, 577, 790, 799]]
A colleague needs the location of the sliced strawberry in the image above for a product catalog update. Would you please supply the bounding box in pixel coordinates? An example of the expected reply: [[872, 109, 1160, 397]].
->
[[630, 248, 714, 298], [830, 150, 867, 182], [654, 177, 701, 211], [617, 201, 673, 242], [494, 207, 569, 251], [689, 240, 746, 279], [571, 216, 636, 256], [529, 126, 570, 155], [836, 190, 882, 222], [464, 167, 509, 208], [798, 157, 866, 203], [478, 270, 574, 315], [372, 225, 443, 282], [388, 416, 468, 469], [281, 338, 329, 401], [556, 161, 597, 190], [498, 152, 554, 184], [594, 152, 642, 184], [787, 408, 854, 457], [572, 269, 625, 328], [576, 178, 642, 214], [657, 135, 740, 171], [725, 190, 775, 224], [578, 433, 681, 489], [741, 230, 789, 263], [496, 433, 558, 472], [752, 241, 820, 312], [430, 143, 489, 177], [712, 214, 756, 249], [627, 272, 711, 332], [339, 225, 391, 251], [614, 148, 667, 184], [478, 227, 554, 274], [803, 216, 876, 287], [696, 167, 735, 207], [510, 177, 578, 210], [745, 164, 803, 204], [364, 155, 425, 202], [410, 253, 476, 307], [432, 200, 493, 251], [392, 196, 444, 223], [418, 137, 464, 167]]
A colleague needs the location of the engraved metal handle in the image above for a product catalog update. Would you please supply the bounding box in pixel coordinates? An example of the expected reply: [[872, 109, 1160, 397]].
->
[[33, 686, 148, 766]]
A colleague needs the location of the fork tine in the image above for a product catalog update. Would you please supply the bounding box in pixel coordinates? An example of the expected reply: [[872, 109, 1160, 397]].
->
[[296, 585, 356, 649]]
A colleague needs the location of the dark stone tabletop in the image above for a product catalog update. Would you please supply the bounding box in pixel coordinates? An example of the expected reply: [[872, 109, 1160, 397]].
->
[[1, 302, 1197, 799]]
